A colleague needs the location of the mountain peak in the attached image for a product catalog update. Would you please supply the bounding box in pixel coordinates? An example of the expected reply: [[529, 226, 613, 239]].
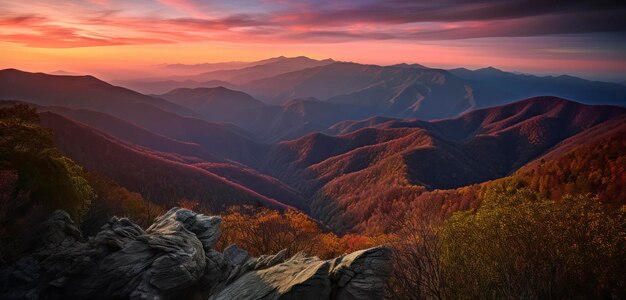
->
[[50, 70, 81, 76], [267, 55, 333, 63], [476, 66, 504, 73], [391, 63, 427, 69], [1, 68, 101, 84], [1, 68, 23, 73]]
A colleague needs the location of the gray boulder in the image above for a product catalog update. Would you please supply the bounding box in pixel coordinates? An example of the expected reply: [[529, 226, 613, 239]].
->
[[210, 254, 331, 300], [329, 247, 393, 300], [0, 208, 392, 300]]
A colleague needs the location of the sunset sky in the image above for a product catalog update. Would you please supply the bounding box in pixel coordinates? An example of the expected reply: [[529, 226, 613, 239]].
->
[[1, 0, 625, 82]]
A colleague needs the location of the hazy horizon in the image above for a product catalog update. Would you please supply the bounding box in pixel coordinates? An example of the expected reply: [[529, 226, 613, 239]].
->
[[3, 55, 626, 85]]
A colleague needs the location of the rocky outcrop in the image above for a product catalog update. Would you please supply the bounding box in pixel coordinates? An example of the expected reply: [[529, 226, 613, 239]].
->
[[0, 208, 392, 300]]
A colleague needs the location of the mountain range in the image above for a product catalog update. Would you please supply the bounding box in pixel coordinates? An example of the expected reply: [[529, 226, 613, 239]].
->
[[262, 97, 625, 232], [106, 57, 626, 143], [114, 56, 626, 114], [1, 59, 625, 234], [449, 67, 626, 106]]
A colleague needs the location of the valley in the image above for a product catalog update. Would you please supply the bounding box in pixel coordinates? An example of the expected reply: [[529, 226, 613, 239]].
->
[[1, 56, 625, 300], [2, 60, 624, 235]]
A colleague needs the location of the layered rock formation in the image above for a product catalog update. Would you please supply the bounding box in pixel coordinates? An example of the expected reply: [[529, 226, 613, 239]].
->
[[0, 208, 392, 299]]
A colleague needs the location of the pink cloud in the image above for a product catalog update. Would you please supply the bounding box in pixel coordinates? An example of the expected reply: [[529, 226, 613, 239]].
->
[[0, 1, 624, 49], [0, 14, 173, 48], [156, 0, 207, 17], [87, 0, 109, 5]]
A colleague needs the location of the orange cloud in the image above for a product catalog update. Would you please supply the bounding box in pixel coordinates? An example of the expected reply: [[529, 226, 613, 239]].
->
[[1, 1, 625, 48], [156, 0, 208, 17], [0, 14, 173, 48], [0, 0, 623, 81]]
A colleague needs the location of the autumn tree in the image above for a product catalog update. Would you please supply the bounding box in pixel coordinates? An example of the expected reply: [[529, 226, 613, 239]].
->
[[217, 206, 379, 259], [0, 105, 94, 222], [81, 172, 164, 234], [386, 200, 446, 300], [439, 182, 625, 299], [0, 105, 94, 262]]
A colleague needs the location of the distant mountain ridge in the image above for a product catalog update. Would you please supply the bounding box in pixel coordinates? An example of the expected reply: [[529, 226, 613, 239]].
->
[[449, 66, 626, 106], [0, 69, 196, 118], [158, 86, 265, 120], [157, 56, 306, 74], [114, 79, 239, 95], [109, 56, 626, 131], [240, 61, 509, 117], [6, 65, 624, 145], [113, 56, 334, 94], [184, 56, 335, 84], [107, 56, 626, 117]]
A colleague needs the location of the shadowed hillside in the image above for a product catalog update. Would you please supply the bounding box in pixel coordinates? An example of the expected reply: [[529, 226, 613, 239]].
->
[[223, 97, 370, 142], [39, 112, 291, 211], [260, 97, 626, 232], [158, 86, 265, 120], [0, 70, 267, 164], [374, 115, 626, 233], [0, 69, 195, 118], [39, 105, 220, 162]]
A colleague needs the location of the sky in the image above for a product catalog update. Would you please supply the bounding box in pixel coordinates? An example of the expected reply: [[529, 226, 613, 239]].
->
[[1, 0, 625, 82]]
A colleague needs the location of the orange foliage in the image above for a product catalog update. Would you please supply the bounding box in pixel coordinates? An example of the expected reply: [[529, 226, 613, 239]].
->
[[177, 198, 200, 211], [216, 206, 383, 259], [516, 132, 626, 206], [82, 172, 165, 234]]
